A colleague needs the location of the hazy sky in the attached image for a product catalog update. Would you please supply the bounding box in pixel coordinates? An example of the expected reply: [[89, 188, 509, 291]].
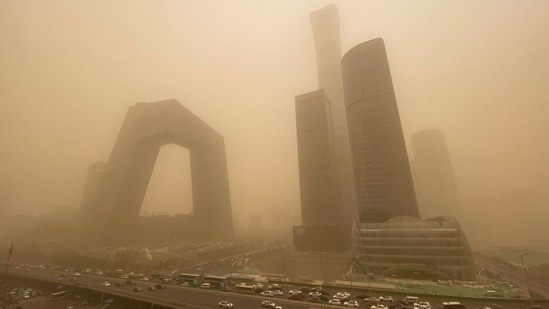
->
[[1, 1, 548, 240]]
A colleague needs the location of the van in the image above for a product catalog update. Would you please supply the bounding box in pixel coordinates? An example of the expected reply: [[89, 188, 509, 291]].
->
[[404, 296, 420, 304], [440, 302, 465, 309]]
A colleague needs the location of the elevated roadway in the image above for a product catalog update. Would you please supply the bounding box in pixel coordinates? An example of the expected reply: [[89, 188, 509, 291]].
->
[[5, 267, 547, 309]]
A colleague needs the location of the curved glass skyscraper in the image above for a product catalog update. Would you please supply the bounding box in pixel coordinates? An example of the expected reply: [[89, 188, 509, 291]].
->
[[341, 38, 420, 223]]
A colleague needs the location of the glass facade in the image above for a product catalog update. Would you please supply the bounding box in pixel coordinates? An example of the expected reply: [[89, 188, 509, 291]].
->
[[354, 216, 475, 280]]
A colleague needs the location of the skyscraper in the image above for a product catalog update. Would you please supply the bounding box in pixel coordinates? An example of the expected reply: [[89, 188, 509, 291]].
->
[[293, 90, 350, 252], [341, 38, 420, 223], [292, 4, 357, 252], [309, 4, 358, 228], [411, 128, 462, 220]]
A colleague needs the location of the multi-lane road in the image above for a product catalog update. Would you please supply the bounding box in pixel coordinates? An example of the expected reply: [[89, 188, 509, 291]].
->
[[6, 267, 545, 309]]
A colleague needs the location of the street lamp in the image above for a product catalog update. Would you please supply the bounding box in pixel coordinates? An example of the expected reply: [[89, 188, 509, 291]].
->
[[520, 253, 534, 304], [350, 265, 354, 293]]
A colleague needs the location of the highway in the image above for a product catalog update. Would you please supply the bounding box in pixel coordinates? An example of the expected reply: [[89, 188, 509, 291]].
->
[[6, 267, 545, 309], [7, 267, 331, 309]]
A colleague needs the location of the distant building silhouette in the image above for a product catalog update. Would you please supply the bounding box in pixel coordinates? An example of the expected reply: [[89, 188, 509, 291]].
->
[[410, 129, 462, 221], [341, 38, 420, 223]]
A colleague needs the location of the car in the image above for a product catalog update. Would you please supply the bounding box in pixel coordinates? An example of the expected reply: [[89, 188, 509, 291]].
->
[[310, 291, 322, 298], [261, 300, 277, 308], [357, 295, 371, 300], [73, 272, 81, 277], [368, 297, 381, 302], [155, 284, 166, 289], [100, 282, 111, 287], [417, 302, 431, 309], [287, 294, 302, 300], [261, 291, 275, 297], [334, 293, 351, 301], [329, 299, 342, 306], [115, 282, 124, 287], [200, 283, 212, 289], [309, 296, 323, 302], [218, 301, 234, 308], [372, 305, 388, 309], [311, 286, 323, 291], [133, 286, 143, 292], [380, 297, 393, 302], [126, 280, 135, 285], [344, 300, 360, 308], [289, 289, 302, 295], [273, 290, 284, 296], [147, 285, 156, 291]]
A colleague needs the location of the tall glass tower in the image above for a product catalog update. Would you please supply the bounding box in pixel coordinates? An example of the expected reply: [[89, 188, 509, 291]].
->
[[341, 38, 420, 223]]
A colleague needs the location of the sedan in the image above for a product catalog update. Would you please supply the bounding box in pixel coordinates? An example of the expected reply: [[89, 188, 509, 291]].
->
[[100, 282, 111, 287], [261, 291, 275, 297], [133, 286, 143, 292], [380, 297, 394, 302], [344, 300, 360, 307], [261, 300, 277, 308], [329, 299, 342, 306], [218, 301, 233, 308]]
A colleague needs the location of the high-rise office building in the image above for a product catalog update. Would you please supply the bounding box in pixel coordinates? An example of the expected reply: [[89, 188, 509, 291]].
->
[[341, 38, 420, 223], [309, 4, 358, 228], [293, 90, 350, 252], [292, 5, 358, 253], [411, 129, 462, 221]]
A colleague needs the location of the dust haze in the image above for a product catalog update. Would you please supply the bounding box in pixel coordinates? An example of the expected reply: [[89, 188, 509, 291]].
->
[[1, 1, 548, 247]]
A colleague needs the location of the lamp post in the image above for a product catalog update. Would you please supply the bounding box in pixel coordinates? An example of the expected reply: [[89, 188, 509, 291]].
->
[[350, 265, 354, 294], [520, 253, 534, 304]]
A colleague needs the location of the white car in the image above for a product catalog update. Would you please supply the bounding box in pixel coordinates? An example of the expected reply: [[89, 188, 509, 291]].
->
[[371, 305, 388, 309], [329, 299, 342, 306], [344, 300, 360, 308], [418, 302, 431, 309], [309, 291, 322, 297], [379, 296, 393, 302], [261, 300, 276, 308], [261, 291, 275, 297], [288, 289, 302, 295], [218, 301, 233, 308], [273, 290, 284, 296], [100, 282, 111, 287], [334, 293, 350, 300]]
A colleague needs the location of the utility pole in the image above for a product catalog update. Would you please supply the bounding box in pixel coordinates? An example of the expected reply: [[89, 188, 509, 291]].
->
[[4, 242, 13, 274], [520, 253, 534, 304]]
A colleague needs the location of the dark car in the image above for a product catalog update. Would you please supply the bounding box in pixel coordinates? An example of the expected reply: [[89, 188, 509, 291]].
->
[[298, 287, 310, 293], [155, 284, 166, 289], [288, 294, 302, 301], [126, 280, 135, 285], [308, 297, 322, 303], [115, 282, 124, 287], [133, 286, 143, 292]]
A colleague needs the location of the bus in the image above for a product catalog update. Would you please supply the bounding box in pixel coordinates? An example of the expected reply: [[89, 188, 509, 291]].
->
[[202, 275, 228, 288], [235, 285, 255, 295], [50, 290, 70, 301], [179, 273, 202, 286]]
